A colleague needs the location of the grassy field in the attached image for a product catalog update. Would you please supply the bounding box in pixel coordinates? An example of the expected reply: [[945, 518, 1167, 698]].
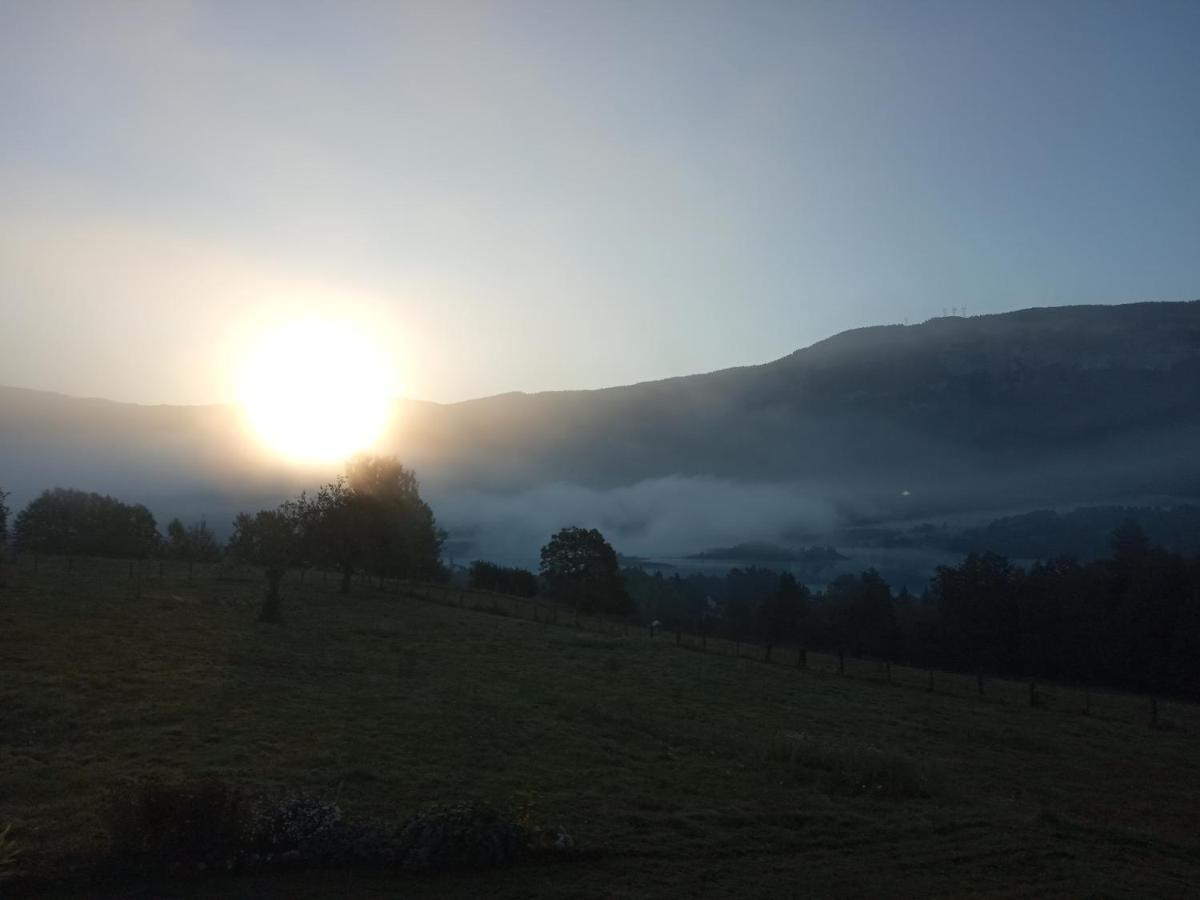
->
[[3, 559, 1200, 897]]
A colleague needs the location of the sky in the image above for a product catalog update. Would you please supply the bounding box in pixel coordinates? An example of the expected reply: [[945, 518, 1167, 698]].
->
[[1, 0, 1198, 406]]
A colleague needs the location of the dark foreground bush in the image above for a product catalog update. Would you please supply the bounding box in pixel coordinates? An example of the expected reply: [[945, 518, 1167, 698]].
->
[[104, 778, 248, 877], [396, 802, 524, 871], [98, 782, 575, 884], [250, 794, 394, 868]]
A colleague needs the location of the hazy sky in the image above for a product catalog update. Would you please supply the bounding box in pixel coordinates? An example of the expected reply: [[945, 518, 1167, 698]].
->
[[2, 0, 1198, 405]]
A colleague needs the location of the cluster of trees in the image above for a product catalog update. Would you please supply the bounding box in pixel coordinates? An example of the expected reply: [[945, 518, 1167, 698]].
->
[[624, 522, 1200, 700], [1, 455, 448, 623], [948, 505, 1200, 560], [2, 487, 222, 572], [228, 455, 447, 621], [468, 561, 538, 598], [920, 523, 1200, 697], [11, 488, 160, 560]]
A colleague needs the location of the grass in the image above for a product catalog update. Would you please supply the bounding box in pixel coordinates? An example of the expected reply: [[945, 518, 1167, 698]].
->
[[3, 557, 1200, 897]]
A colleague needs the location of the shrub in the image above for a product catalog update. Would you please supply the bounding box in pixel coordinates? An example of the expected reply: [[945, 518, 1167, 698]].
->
[[249, 794, 394, 868], [396, 802, 523, 871], [104, 778, 249, 877], [0, 824, 21, 882], [767, 731, 944, 800], [251, 795, 343, 862]]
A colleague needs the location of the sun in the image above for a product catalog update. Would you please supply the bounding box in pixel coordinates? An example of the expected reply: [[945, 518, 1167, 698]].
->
[[237, 317, 396, 464]]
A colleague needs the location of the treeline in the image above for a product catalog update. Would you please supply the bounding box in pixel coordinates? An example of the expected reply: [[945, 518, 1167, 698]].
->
[[4, 486, 221, 567], [948, 504, 1200, 560], [625, 522, 1200, 700], [0, 455, 448, 622], [468, 561, 538, 598]]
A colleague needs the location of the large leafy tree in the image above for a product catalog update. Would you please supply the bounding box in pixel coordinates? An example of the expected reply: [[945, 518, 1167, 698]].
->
[[14, 488, 159, 559], [931, 552, 1022, 674], [539, 526, 631, 616], [227, 503, 303, 623], [755, 571, 810, 660], [302, 455, 445, 592]]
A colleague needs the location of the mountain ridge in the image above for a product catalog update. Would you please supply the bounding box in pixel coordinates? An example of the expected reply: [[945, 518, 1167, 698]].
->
[[3, 300, 1200, 561]]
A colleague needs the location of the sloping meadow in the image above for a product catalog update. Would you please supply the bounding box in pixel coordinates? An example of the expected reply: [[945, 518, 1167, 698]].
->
[[2, 561, 1199, 896]]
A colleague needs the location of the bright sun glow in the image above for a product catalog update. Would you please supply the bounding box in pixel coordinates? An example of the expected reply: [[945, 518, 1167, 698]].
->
[[237, 318, 396, 463]]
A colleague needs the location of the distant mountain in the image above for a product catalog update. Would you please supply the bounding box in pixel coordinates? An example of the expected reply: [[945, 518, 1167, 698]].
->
[[3, 300, 1200, 561]]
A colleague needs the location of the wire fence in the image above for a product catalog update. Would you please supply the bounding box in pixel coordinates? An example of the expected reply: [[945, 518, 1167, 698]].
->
[[5, 552, 1196, 733]]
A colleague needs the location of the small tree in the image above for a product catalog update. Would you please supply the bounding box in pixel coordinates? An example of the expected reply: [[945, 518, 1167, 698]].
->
[[539, 527, 630, 617], [756, 572, 809, 661], [165, 516, 222, 579], [0, 487, 9, 584], [227, 504, 302, 623]]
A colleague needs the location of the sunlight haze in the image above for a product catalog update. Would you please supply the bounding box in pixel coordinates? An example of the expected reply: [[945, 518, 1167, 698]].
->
[[2, 1, 1198, 405]]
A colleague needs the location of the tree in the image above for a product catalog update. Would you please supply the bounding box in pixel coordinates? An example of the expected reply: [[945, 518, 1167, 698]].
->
[[847, 569, 896, 660], [14, 488, 159, 560], [0, 488, 9, 584], [165, 516, 222, 579], [539, 527, 630, 616], [303, 455, 446, 592], [0, 488, 9, 548], [227, 504, 302, 623], [931, 552, 1022, 674], [755, 572, 809, 661]]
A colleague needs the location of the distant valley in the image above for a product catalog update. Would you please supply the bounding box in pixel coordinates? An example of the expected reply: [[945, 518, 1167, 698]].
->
[[3, 300, 1199, 581]]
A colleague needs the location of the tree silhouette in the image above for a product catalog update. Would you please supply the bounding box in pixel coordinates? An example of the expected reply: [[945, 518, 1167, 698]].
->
[[302, 455, 445, 592], [540, 527, 630, 616], [165, 516, 221, 579], [13, 488, 159, 560], [227, 504, 302, 623], [755, 572, 809, 661]]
